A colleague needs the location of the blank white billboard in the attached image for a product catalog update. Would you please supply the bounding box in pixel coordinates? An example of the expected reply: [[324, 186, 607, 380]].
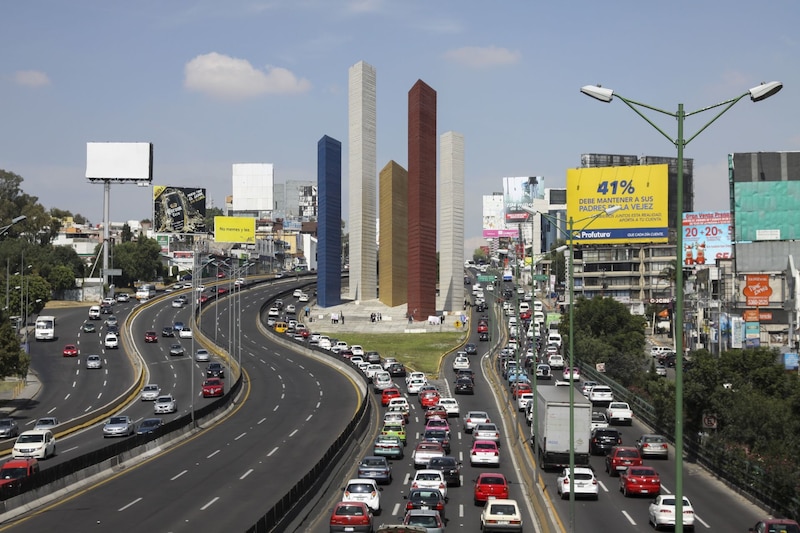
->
[[86, 142, 153, 182]]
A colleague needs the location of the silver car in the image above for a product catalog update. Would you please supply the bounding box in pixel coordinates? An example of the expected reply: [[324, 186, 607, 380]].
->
[[86, 354, 102, 369], [154, 395, 177, 414], [140, 384, 161, 401], [33, 417, 60, 431], [472, 423, 501, 445], [195, 349, 210, 362], [0, 418, 20, 438], [103, 416, 134, 438], [463, 411, 491, 433], [169, 344, 185, 356]]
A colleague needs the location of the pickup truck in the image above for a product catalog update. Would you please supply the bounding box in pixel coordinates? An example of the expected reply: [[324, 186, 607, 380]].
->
[[605, 401, 633, 425], [0, 457, 40, 489]]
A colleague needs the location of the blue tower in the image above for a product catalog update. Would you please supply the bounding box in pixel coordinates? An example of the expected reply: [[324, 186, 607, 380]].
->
[[317, 135, 342, 307]]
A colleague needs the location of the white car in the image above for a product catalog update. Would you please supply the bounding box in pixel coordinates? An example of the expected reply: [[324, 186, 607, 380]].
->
[[480, 499, 523, 532], [407, 378, 427, 395], [154, 395, 177, 414], [12, 430, 56, 459], [33, 417, 59, 431], [331, 341, 349, 353], [364, 364, 383, 380], [195, 349, 210, 362], [589, 385, 614, 404], [563, 367, 580, 381], [341, 478, 380, 512], [285, 304, 296, 314], [372, 371, 393, 391], [548, 354, 564, 369], [351, 345, 365, 357], [171, 299, 184, 308], [605, 402, 633, 425], [104, 333, 119, 349], [591, 412, 609, 430], [581, 380, 598, 397], [387, 398, 410, 417], [292, 289, 303, 298], [318, 337, 332, 350], [452, 355, 470, 371], [648, 495, 695, 529], [556, 467, 599, 500], [411, 469, 449, 499], [178, 327, 193, 339], [437, 397, 460, 417], [517, 392, 534, 412], [406, 371, 426, 386], [140, 383, 161, 401], [470, 440, 501, 466], [86, 354, 103, 369], [297, 293, 309, 302]]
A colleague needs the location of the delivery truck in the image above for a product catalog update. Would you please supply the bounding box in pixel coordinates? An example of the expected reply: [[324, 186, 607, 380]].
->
[[531, 385, 591, 470]]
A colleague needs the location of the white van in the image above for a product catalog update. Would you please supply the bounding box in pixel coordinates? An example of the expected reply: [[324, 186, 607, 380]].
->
[[88, 306, 101, 320], [548, 331, 562, 347], [519, 302, 530, 314], [533, 300, 544, 312]]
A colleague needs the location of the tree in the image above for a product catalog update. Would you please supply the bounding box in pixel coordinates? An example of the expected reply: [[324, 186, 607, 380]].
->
[[204, 207, 224, 233], [120, 223, 133, 243], [0, 311, 25, 380], [473, 248, 488, 263], [110, 237, 164, 287]]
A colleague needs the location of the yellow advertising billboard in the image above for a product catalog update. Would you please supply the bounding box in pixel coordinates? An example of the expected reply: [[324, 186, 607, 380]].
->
[[566, 164, 668, 244], [214, 216, 255, 244]]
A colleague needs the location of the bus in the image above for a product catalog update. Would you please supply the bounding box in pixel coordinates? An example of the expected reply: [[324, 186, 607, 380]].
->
[[34, 316, 56, 341]]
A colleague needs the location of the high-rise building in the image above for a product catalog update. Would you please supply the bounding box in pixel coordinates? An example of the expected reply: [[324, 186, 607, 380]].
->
[[379, 161, 408, 307], [407, 80, 437, 320], [317, 135, 342, 308], [348, 61, 377, 301], [438, 132, 464, 312]]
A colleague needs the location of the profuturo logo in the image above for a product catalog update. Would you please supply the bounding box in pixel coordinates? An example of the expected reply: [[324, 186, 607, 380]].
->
[[579, 230, 611, 238]]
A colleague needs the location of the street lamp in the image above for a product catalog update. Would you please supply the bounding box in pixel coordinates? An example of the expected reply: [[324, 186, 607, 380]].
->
[[526, 205, 619, 532], [581, 80, 782, 529], [0, 216, 26, 239]]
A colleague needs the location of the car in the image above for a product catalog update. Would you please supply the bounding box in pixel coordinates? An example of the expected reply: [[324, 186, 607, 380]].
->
[[103, 415, 134, 438], [411, 469, 449, 499], [464, 411, 491, 433], [0, 457, 40, 489], [202, 377, 224, 397], [383, 412, 406, 427], [426, 456, 461, 487], [480, 498, 523, 532], [470, 440, 500, 467], [341, 478, 381, 513], [285, 303, 296, 314], [424, 406, 449, 422], [12, 429, 57, 459], [535, 363, 552, 380], [456, 368, 476, 383], [329, 501, 373, 533], [100, 303, 112, 314], [82, 322, 97, 333], [748, 519, 800, 533], [517, 392, 534, 412], [479, 331, 489, 342], [172, 321, 185, 331], [605, 446, 643, 476], [405, 371, 426, 385], [194, 348, 211, 362], [297, 292, 309, 302], [452, 355, 471, 371], [619, 465, 661, 497], [455, 377, 475, 395], [104, 314, 118, 327], [357, 455, 392, 484], [648, 494, 695, 530], [106, 323, 120, 335], [373, 435, 404, 459], [403, 509, 445, 533], [380, 423, 406, 445], [472, 423, 501, 446], [86, 354, 102, 369], [590, 427, 622, 455], [425, 417, 450, 433], [547, 354, 564, 369], [422, 428, 451, 454], [581, 380, 598, 397], [161, 326, 175, 337], [381, 387, 402, 406], [387, 397, 410, 418], [169, 343, 185, 356], [465, 343, 478, 355], [412, 441, 445, 468], [154, 394, 177, 414], [605, 401, 633, 425], [420, 391, 441, 409], [104, 333, 119, 349], [407, 378, 427, 395], [437, 397, 460, 417], [474, 472, 510, 505], [591, 412, 609, 431], [404, 488, 447, 520], [636, 434, 670, 459], [62, 344, 78, 357], [364, 364, 383, 381], [365, 351, 382, 364], [115, 293, 130, 303], [178, 327, 193, 339], [556, 466, 599, 500], [206, 362, 225, 378], [0, 418, 20, 439], [144, 330, 158, 343], [511, 382, 532, 398], [589, 385, 614, 404], [171, 299, 184, 308], [140, 383, 161, 401], [563, 367, 580, 381]]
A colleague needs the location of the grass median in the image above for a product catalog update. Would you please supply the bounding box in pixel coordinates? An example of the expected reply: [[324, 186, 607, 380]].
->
[[316, 331, 466, 377]]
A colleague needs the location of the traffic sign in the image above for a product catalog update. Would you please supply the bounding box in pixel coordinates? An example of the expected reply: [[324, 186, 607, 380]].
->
[[454, 321, 462, 328], [478, 275, 494, 282], [532, 274, 548, 281]]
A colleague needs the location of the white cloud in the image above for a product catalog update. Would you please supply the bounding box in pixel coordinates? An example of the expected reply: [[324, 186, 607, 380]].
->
[[184, 52, 311, 101], [443, 46, 521, 68], [14, 70, 51, 87], [346, 0, 384, 13]]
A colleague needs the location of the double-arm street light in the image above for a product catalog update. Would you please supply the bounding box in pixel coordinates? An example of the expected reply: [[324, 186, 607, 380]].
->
[[581, 80, 782, 529], [0, 216, 26, 239], [525, 205, 620, 532]]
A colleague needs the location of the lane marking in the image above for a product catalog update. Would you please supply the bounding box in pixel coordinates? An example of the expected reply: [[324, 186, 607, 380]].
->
[[118, 497, 142, 512], [621, 510, 637, 525], [234, 432, 246, 441], [267, 446, 279, 457], [171, 470, 187, 481], [289, 429, 298, 437], [207, 450, 220, 458], [200, 497, 219, 510], [305, 414, 313, 421], [240, 469, 254, 480]]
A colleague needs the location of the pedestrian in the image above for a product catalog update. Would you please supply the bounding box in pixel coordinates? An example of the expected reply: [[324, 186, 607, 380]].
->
[[408, 314, 413, 324], [378, 312, 382, 321], [341, 313, 345, 325], [371, 313, 375, 323]]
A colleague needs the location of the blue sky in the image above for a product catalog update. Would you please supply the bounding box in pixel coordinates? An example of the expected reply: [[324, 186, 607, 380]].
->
[[2, 1, 798, 254]]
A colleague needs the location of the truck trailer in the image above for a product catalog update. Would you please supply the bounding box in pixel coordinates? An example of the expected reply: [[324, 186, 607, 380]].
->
[[531, 385, 591, 470]]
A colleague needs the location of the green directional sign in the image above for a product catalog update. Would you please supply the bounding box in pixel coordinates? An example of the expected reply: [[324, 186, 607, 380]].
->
[[532, 274, 548, 281], [478, 275, 495, 282]]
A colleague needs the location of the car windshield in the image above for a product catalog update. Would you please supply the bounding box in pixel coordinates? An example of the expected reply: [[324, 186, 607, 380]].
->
[[109, 417, 127, 424], [1, 468, 27, 479], [618, 449, 639, 458], [481, 476, 505, 484], [141, 420, 160, 427], [475, 442, 495, 450], [629, 468, 655, 476], [17, 434, 44, 443], [428, 458, 454, 467], [416, 473, 440, 481], [0, 420, 12, 427], [335, 505, 366, 516]]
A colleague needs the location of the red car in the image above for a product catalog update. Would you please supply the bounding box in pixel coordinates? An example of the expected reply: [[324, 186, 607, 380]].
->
[[381, 387, 402, 407], [420, 391, 441, 408], [605, 446, 643, 477], [216, 286, 228, 295], [473, 472, 510, 505], [511, 382, 532, 398], [477, 322, 489, 333], [62, 344, 78, 357], [144, 331, 158, 343], [424, 406, 449, 420], [619, 465, 661, 497], [202, 378, 224, 398], [329, 501, 373, 533], [520, 310, 532, 320]]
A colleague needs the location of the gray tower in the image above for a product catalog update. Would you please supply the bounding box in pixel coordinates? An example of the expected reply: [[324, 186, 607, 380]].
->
[[438, 131, 465, 312], [348, 61, 377, 301]]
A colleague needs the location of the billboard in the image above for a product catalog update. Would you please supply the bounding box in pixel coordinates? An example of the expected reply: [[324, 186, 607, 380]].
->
[[483, 194, 517, 237], [682, 211, 733, 266], [86, 142, 153, 182], [503, 177, 544, 224], [153, 186, 207, 234], [566, 165, 668, 244], [214, 216, 256, 244]]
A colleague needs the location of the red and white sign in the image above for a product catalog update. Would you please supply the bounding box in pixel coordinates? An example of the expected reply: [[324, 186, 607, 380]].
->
[[743, 274, 772, 307]]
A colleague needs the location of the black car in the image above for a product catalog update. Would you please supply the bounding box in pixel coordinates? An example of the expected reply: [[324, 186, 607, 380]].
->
[[456, 369, 476, 382], [161, 326, 175, 337], [590, 427, 623, 455], [356, 455, 392, 484], [404, 488, 447, 520], [106, 324, 120, 335], [426, 456, 461, 487], [479, 331, 489, 342], [206, 362, 225, 378], [388, 363, 407, 377], [423, 429, 451, 454], [464, 343, 478, 355], [454, 377, 475, 395], [136, 418, 164, 435]]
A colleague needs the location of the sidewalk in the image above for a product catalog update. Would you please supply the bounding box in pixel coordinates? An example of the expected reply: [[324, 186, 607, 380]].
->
[[0, 373, 42, 418]]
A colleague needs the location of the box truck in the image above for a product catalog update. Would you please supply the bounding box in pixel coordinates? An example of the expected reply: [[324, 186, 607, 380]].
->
[[531, 385, 591, 470]]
